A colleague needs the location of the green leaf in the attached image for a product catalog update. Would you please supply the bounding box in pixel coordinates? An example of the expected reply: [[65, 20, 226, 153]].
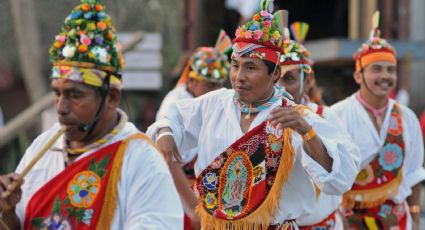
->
[[97, 154, 111, 169], [52, 196, 61, 213], [66, 207, 76, 217], [75, 208, 86, 223], [31, 217, 45, 228], [89, 159, 97, 172], [97, 168, 106, 178], [63, 197, 71, 205]]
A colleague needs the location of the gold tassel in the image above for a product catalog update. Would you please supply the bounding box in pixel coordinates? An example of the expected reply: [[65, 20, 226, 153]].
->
[[197, 128, 296, 230], [96, 133, 153, 230], [342, 168, 403, 209]]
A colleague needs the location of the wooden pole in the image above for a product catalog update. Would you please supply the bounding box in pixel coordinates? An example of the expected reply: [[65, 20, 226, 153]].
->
[[349, 0, 360, 40], [9, 0, 47, 103]]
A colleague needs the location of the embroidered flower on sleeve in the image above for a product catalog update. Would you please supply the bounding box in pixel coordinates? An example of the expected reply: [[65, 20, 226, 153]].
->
[[378, 144, 403, 171]]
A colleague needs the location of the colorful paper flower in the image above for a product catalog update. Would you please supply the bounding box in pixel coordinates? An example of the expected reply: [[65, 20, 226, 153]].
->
[[62, 45, 76, 58], [378, 144, 403, 171], [96, 21, 107, 31], [253, 30, 263, 40], [80, 34, 92, 46]]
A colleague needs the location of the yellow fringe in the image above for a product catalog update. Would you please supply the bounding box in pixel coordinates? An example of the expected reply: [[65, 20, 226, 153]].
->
[[196, 128, 296, 230], [314, 183, 321, 199], [342, 168, 403, 209], [96, 133, 152, 230]]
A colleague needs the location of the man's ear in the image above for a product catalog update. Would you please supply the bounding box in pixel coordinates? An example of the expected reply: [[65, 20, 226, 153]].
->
[[304, 71, 315, 91], [107, 88, 121, 108], [353, 71, 362, 84], [272, 66, 281, 82]]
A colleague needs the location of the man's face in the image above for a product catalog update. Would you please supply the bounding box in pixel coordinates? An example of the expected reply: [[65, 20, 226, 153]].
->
[[277, 66, 303, 103], [187, 78, 222, 97], [355, 61, 397, 98], [230, 57, 278, 105], [51, 78, 101, 141]]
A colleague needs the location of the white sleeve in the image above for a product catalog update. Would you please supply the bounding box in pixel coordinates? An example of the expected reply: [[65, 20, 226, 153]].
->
[[147, 92, 211, 156], [298, 110, 361, 195], [403, 110, 425, 187], [118, 139, 184, 229]]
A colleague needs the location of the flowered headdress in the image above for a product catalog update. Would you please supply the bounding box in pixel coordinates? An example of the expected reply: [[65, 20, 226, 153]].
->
[[280, 22, 312, 70], [49, 0, 124, 89], [354, 11, 397, 72], [232, 0, 288, 64], [280, 22, 313, 95], [176, 30, 232, 87]]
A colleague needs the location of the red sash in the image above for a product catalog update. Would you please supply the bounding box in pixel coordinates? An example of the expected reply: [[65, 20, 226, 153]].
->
[[299, 211, 337, 230], [194, 111, 297, 229], [343, 104, 407, 229], [343, 200, 407, 230], [24, 133, 150, 229]]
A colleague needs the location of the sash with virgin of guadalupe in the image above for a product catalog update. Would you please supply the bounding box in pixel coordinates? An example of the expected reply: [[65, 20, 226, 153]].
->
[[24, 133, 150, 230], [343, 103, 405, 210], [194, 100, 300, 230]]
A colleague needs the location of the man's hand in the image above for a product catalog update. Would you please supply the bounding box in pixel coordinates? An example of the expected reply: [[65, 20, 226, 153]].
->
[[268, 106, 310, 135], [0, 173, 22, 213], [156, 128, 183, 164]]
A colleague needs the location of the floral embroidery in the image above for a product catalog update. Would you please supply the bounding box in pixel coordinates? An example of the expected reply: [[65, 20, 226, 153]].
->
[[378, 204, 393, 218], [378, 144, 403, 171], [67, 171, 101, 208], [388, 113, 403, 136], [203, 172, 218, 190], [205, 193, 217, 209], [31, 154, 112, 228]]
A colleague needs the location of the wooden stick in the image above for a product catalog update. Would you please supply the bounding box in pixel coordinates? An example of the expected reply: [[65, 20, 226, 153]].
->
[[2, 127, 65, 198]]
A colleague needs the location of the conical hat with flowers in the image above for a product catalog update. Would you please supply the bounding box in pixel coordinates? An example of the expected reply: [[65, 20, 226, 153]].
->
[[49, 0, 124, 75], [353, 11, 396, 71], [280, 22, 312, 67], [232, 0, 288, 64]]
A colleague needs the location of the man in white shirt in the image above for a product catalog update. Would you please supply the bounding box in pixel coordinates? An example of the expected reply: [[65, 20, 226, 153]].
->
[[0, 1, 183, 229], [149, 3, 359, 229], [331, 11, 425, 230], [277, 22, 359, 229]]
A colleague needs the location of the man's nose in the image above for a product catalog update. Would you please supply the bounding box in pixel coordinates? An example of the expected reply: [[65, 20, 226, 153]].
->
[[56, 95, 70, 115]]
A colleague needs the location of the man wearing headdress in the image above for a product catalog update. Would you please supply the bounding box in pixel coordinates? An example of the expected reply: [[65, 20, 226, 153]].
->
[[276, 22, 360, 230], [0, 0, 183, 229], [331, 11, 425, 230], [148, 1, 359, 229]]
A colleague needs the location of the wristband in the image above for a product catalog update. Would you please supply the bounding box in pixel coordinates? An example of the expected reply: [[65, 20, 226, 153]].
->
[[156, 131, 173, 143], [302, 127, 316, 142]]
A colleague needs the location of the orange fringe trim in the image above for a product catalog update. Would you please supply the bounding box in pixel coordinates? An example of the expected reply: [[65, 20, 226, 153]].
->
[[196, 128, 296, 230], [342, 168, 403, 209], [96, 133, 153, 230]]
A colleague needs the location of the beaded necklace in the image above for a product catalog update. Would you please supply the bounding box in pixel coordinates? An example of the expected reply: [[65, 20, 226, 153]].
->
[[65, 109, 128, 155]]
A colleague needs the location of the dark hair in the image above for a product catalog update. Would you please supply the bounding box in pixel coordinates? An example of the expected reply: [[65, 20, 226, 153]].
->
[[263, 60, 278, 75]]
